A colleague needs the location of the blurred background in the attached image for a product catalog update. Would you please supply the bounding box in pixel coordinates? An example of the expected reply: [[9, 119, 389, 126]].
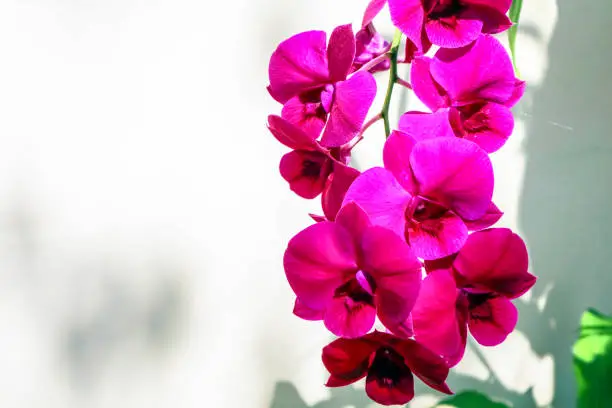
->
[[0, 0, 609, 407]]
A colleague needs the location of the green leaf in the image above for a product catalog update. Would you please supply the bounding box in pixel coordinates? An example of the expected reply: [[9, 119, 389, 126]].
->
[[434, 390, 510, 408], [573, 308, 612, 408], [508, 0, 523, 75]]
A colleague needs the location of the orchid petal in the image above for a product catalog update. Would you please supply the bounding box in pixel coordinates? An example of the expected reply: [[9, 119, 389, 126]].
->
[[293, 298, 324, 320], [343, 167, 411, 238], [362, 0, 388, 27], [423, 255, 456, 275], [325, 375, 362, 387], [383, 130, 418, 192], [404, 37, 419, 64], [354, 24, 391, 73], [506, 79, 526, 108], [452, 102, 514, 153], [464, 202, 503, 230], [280, 97, 326, 140], [465, 0, 512, 12], [324, 295, 377, 338], [323, 336, 377, 386], [322, 163, 361, 221], [309, 213, 327, 223], [398, 109, 455, 142], [268, 31, 329, 103], [279, 150, 330, 199], [454, 228, 536, 298], [407, 208, 469, 260], [327, 24, 356, 83], [335, 200, 371, 244], [410, 137, 493, 220], [450, 295, 469, 367], [284, 222, 357, 309], [424, 9, 483, 49], [267, 114, 318, 150], [389, 314, 414, 338], [468, 295, 518, 346], [321, 71, 377, 147], [360, 226, 422, 330], [472, 5, 513, 34], [411, 270, 464, 365], [365, 364, 414, 406], [431, 35, 516, 105], [389, 0, 425, 51], [396, 339, 453, 394], [410, 57, 448, 111]]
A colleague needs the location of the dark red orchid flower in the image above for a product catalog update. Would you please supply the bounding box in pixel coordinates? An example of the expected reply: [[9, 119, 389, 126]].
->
[[322, 331, 452, 406]]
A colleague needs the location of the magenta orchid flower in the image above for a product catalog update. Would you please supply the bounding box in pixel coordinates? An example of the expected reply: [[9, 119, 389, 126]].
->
[[371, 111, 504, 229], [389, 0, 512, 49], [284, 202, 422, 338], [268, 24, 377, 146], [408, 34, 525, 153], [343, 131, 494, 260], [268, 115, 359, 220], [362, 0, 432, 59], [322, 331, 452, 406], [410, 228, 537, 366], [353, 23, 391, 73]]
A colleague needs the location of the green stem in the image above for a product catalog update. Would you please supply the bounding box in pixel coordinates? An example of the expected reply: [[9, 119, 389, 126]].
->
[[381, 29, 403, 138], [508, 0, 523, 76]]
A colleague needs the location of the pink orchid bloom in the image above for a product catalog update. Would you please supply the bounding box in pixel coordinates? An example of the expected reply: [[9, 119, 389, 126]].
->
[[362, 0, 431, 59], [352, 23, 391, 73], [408, 34, 525, 153], [268, 24, 377, 146], [371, 111, 504, 229], [322, 331, 452, 406], [343, 131, 494, 260], [268, 115, 359, 220], [389, 0, 512, 49], [284, 203, 422, 338], [411, 228, 537, 366]]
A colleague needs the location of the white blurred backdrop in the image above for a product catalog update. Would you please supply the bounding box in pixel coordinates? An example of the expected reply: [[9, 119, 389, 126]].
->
[[0, 0, 609, 407]]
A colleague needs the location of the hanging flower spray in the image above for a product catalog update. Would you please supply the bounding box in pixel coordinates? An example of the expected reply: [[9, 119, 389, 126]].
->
[[266, 1, 534, 404]]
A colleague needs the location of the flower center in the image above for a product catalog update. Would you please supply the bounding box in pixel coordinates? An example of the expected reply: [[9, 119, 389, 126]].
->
[[427, 0, 464, 19], [335, 276, 375, 306], [405, 197, 448, 223], [464, 290, 496, 321], [302, 160, 321, 178], [297, 88, 330, 118], [298, 151, 329, 179], [458, 103, 490, 135], [356, 270, 376, 295], [403, 197, 450, 242], [370, 347, 410, 388]]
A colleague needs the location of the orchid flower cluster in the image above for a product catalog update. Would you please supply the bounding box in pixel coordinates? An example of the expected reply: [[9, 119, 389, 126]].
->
[[266, 0, 536, 405]]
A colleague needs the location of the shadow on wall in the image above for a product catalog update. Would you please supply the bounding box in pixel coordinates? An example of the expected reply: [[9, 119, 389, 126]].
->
[[270, 382, 370, 408], [269, 368, 541, 408], [62, 268, 186, 390], [0, 187, 190, 397], [519, 0, 612, 407]]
